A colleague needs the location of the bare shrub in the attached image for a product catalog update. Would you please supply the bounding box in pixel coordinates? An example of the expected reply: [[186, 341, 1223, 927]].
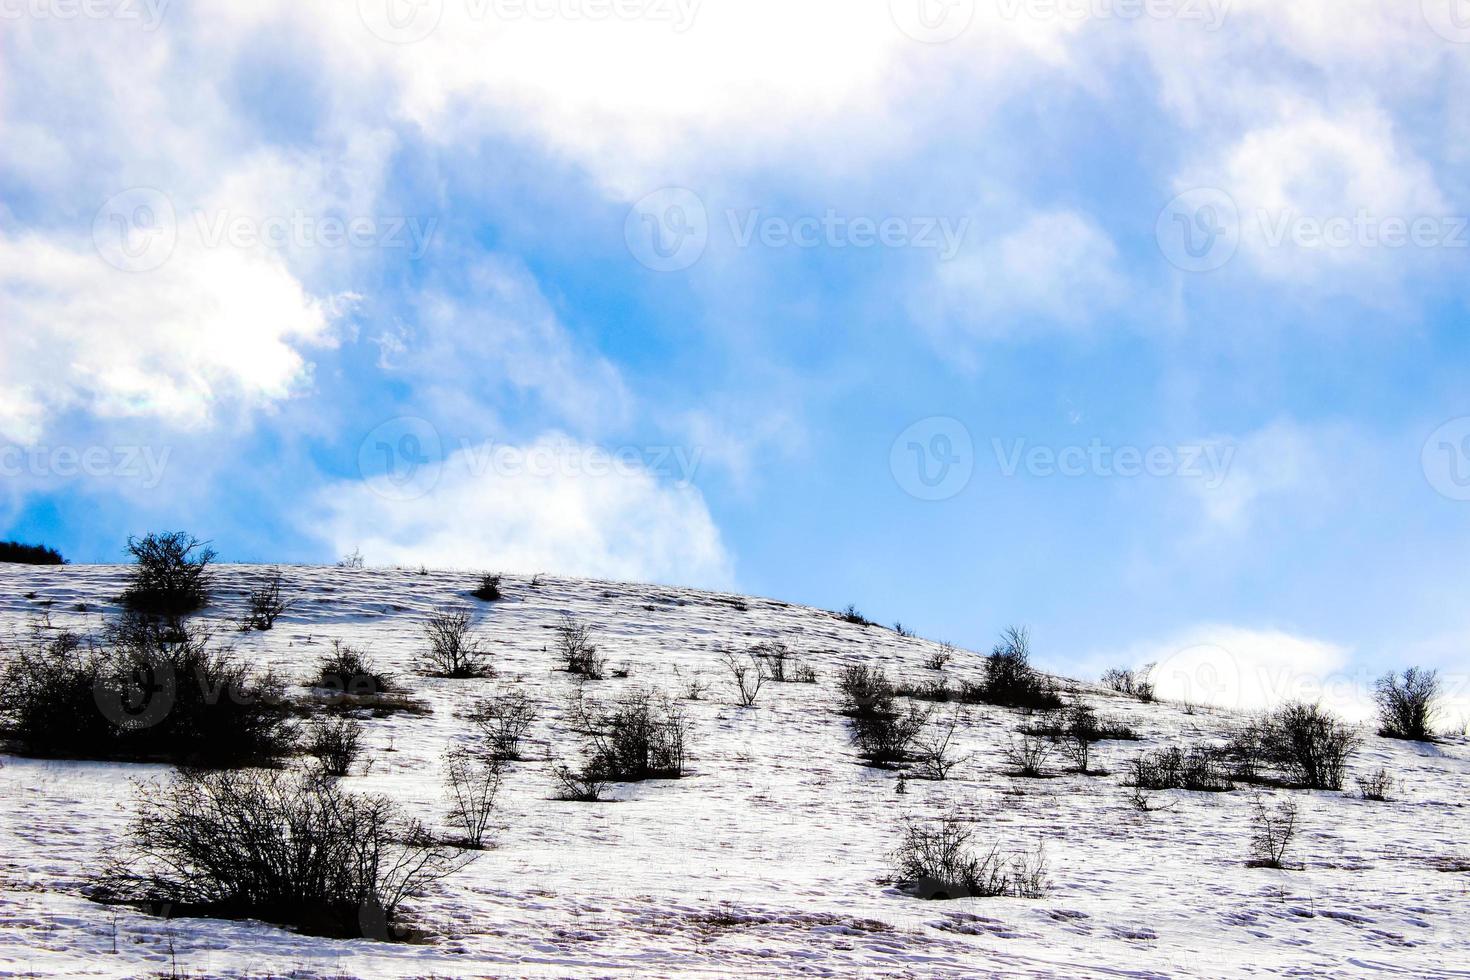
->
[[978, 627, 1062, 711], [552, 761, 609, 802], [1128, 745, 1235, 792], [121, 532, 216, 617], [99, 768, 467, 939], [923, 643, 955, 671], [1247, 793, 1301, 869], [419, 605, 493, 679], [574, 690, 690, 781], [337, 549, 365, 569], [314, 641, 393, 696], [1258, 702, 1358, 790], [673, 666, 710, 701], [1125, 781, 1175, 813], [238, 569, 292, 632], [838, 664, 896, 717], [1101, 663, 1156, 702], [913, 712, 971, 780], [443, 748, 502, 848], [468, 691, 539, 761], [471, 573, 503, 602], [892, 819, 1049, 900], [720, 650, 766, 708], [838, 604, 875, 626], [556, 615, 606, 680], [0, 621, 295, 767], [1002, 733, 1053, 777], [750, 642, 814, 683], [1355, 767, 1394, 802], [1374, 668, 1441, 742], [305, 716, 364, 778]]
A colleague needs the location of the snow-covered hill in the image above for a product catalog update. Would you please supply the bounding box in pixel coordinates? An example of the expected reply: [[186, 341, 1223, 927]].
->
[[1, 564, 1467, 978]]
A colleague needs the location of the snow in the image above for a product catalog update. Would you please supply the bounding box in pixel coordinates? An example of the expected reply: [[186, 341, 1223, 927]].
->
[[2, 564, 1468, 978]]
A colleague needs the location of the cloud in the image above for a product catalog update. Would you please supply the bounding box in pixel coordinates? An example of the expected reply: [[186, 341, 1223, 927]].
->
[[0, 231, 347, 443], [313, 433, 733, 588], [395, 258, 635, 435], [926, 210, 1123, 341], [1183, 419, 1342, 533], [1103, 623, 1371, 720]]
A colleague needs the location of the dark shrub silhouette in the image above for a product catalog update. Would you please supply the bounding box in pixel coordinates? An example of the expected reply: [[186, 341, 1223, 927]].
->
[[240, 569, 293, 631], [978, 627, 1062, 711], [1374, 668, 1441, 742], [98, 768, 467, 939], [1256, 702, 1358, 790], [572, 689, 689, 781], [892, 818, 1048, 900], [121, 532, 216, 616], [419, 605, 493, 679], [0, 620, 294, 767], [468, 690, 539, 761], [314, 641, 393, 695], [0, 541, 64, 565], [472, 573, 503, 602], [305, 716, 364, 778]]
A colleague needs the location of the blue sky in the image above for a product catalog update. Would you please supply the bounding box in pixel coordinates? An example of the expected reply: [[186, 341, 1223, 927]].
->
[[3, 1, 1469, 717]]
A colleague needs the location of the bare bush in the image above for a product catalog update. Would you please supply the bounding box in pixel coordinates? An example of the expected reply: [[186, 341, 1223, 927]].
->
[[892, 818, 1049, 900], [443, 748, 502, 848], [121, 532, 216, 617], [419, 605, 493, 679], [750, 641, 815, 683], [1374, 668, 1441, 742], [1355, 767, 1394, 802], [923, 643, 955, 671], [673, 666, 710, 701], [468, 691, 539, 761], [1101, 663, 1156, 702], [1258, 702, 1359, 790], [552, 761, 609, 802], [978, 627, 1062, 711], [0, 620, 295, 767], [913, 712, 971, 780], [305, 716, 363, 778], [556, 615, 606, 679], [1247, 793, 1301, 869], [471, 573, 503, 602], [1128, 745, 1235, 792], [838, 664, 896, 717], [838, 604, 875, 626], [1002, 733, 1053, 777], [239, 569, 292, 632], [99, 769, 466, 939], [314, 641, 392, 696], [572, 690, 690, 781], [720, 650, 767, 708]]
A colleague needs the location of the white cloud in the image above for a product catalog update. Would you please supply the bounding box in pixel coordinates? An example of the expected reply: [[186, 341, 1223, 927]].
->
[[0, 231, 346, 443], [1105, 623, 1372, 720], [928, 210, 1123, 339], [314, 433, 733, 588], [1184, 419, 1339, 533]]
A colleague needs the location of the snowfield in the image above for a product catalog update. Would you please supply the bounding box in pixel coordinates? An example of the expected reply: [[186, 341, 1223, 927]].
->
[[1, 564, 1468, 979]]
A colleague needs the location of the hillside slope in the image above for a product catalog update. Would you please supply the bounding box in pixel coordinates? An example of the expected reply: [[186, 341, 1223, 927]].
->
[[1, 564, 1468, 978]]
